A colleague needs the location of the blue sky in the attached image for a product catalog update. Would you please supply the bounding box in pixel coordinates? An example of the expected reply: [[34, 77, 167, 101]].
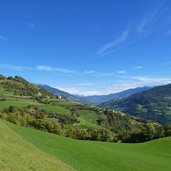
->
[[0, 0, 171, 95]]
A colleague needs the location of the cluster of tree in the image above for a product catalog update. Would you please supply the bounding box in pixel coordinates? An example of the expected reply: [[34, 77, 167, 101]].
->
[[30, 119, 62, 135], [1, 105, 171, 143], [1, 105, 63, 134], [48, 112, 79, 125], [117, 123, 170, 143], [96, 108, 171, 142], [97, 109, 132, 134], [65, 127, 116, 142]]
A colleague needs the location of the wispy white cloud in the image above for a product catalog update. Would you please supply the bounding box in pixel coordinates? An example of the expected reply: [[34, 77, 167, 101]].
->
[[104, 76, 171, 94], [0, 64, 32, 71], [135, 66, 143, 69], [84, 70, 95, 74], [0, 35, 7, 41], [137, 7, 159, 33], [36, 65, 53, 71], [55, 85, 101, 96], [116, 75, 171, 86], [56, 86, 81, 95], [74, 82, 96, 87], [106, 83, 140, 94], [117, 70, 127, 74], [0, 64, 77, 74], [137, 20, 147, 34], [36, 65, 77, 74], [132, 76, 171, 85], [97, 28, 129, 56], [84, 70, 113, 77], [97, 2, 169, 58], [95, 73, 113, 77], [137, 3, 169, 35]]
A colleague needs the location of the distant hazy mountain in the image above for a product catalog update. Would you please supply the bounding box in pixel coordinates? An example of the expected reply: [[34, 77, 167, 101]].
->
[[99, 84, 171, 124], [40, 85, 151, 105], [82, 87, 151, 104], [39, 85, 74, 99]]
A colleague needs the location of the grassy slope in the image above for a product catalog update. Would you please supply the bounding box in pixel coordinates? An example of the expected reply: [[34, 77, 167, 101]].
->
[[7, 121, 171, 171], [0, 99, 38, 112], [0, 120, 74, 171], [78, 110, 100, 128], [38, 104, 70, 114]]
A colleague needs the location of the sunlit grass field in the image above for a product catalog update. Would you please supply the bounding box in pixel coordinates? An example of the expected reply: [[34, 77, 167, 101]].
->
[[4, 120, 171, 171], [0, 120, 74, 171]]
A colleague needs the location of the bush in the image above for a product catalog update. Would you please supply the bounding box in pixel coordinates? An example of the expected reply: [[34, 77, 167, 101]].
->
[[30, 119, 62, 135]]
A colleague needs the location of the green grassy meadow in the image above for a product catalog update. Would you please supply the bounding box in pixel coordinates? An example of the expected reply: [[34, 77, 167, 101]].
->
[[3, 120, 171, 171], [0, 120, 74, 171], [38, 104, 70, 114], [0, 99, 37, 111], [77, 110, 100, 128]]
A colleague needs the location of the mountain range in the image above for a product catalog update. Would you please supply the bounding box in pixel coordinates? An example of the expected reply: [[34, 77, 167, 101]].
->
[[40, 85, 151, 105]]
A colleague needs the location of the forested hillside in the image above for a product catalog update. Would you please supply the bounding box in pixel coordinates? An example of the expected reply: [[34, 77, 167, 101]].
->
[[100, 84, 171, 124]]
